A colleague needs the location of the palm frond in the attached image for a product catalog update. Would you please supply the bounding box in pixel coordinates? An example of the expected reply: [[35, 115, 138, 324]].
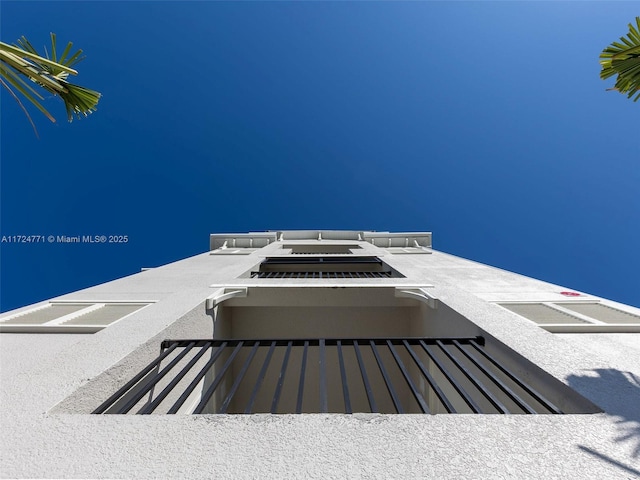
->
[[600, 17, 640, 102], [0, 40, 77, 75], [0, 65, 55, 122], [0, 33, 101, 127], [0, 77, 39, 137]]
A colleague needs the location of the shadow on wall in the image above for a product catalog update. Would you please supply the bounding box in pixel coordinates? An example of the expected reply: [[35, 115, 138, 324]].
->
[[567, 369, 640, 476]]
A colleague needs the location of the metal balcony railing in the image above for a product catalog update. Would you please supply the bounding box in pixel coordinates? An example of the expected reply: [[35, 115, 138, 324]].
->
[[261, 257, 381, 265], [93, 337, 562, 415], [290, 251, 353, 255], [249, 256, 402, 279], [250, 271, 393, 279]]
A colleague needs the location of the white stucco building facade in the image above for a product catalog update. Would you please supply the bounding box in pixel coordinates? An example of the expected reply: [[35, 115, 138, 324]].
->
[[1, 230, 639, 478]]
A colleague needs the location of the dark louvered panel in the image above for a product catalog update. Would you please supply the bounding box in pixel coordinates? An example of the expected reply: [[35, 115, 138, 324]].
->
[[250, 271, 393, 279], [93, 337, 561, 415]]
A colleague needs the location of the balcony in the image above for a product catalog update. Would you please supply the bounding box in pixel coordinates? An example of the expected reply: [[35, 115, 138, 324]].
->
[[248, 256, 403, 279], [93, 336, 563, 415]]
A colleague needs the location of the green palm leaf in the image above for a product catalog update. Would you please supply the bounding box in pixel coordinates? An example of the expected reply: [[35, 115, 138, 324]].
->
[[0, 32, 101, 132], [600, 17, 640, 102]]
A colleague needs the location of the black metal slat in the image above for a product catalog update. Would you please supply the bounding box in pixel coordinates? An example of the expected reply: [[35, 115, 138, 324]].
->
[[167, 342, 228, 414], [271, 340, 293, 413], [370, 340, 404, 413], [118, 341, 198, 414], [387, 341, 430, 413], [452, 340, 537, 414], [469, 340, 562, 414], [92, 342, 180, 414], [193, 342, 245, 414], [336, 340, 352, 414], [296, 340, 309, 414], [353, 341, 378, 413], [140, 341, 213, 414], [319, 339, 328, 413], [244, 341, 277, 414], [403, 340, 457, 413], [436, 340, 509, 413], [218, 341, 261, 414], [418, 340, 482, 413]]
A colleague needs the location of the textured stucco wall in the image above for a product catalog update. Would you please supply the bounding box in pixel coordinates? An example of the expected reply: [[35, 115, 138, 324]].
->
[[3, 414, 639, 479], [2, 240, 639, 478]]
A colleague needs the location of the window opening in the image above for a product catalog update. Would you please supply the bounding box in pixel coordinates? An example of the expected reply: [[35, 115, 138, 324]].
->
[[0, 302, 151, 333], [498, 302, 640, 333]]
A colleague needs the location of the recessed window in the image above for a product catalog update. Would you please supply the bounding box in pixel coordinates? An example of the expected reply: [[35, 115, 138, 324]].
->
[[557, 303, 640, 325], [499, 304, 588, 325], [0, 302, 151, 333], [498, 302, 640, 333]]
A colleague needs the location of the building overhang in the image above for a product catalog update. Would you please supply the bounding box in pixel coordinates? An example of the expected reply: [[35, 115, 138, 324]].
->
[[210, 230, 433, 251]]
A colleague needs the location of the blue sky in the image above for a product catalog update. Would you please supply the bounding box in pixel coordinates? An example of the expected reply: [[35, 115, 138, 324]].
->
[[1, 1, 638, 312]]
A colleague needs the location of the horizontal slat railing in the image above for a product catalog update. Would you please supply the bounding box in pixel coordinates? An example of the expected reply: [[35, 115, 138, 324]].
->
[[250, 271, 393, 279], [93, 337, 562, 415]]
